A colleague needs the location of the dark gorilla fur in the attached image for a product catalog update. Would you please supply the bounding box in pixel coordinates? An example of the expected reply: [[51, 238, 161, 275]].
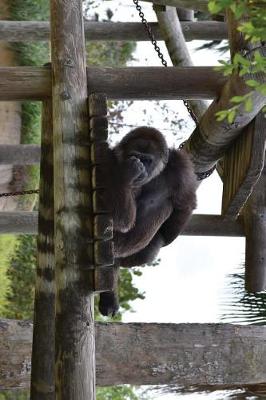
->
[[99, 127, 197, 316]]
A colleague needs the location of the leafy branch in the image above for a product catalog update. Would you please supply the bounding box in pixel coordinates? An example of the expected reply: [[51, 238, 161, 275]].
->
[[208, 0, 266, 122]]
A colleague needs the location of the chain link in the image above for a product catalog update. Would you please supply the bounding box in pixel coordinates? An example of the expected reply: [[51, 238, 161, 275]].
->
[[178, 141, 216, 180], [0, 189, 39, 198], [133, 0, 216, 180]]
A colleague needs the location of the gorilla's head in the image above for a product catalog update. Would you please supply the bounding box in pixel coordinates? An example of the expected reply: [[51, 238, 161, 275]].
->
[[115, 127, 169, 184]]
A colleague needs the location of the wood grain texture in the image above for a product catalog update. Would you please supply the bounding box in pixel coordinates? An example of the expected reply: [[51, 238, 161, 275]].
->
[[244, 152, 266, 292], [155, 6, 208, 122], [0, 66, 226, 101], [142, 0, 209, 12], [221, 10, 266, 292], [89, 93, 114, 286], [1, 319, 266, 389], [222, 114, 265, 217], [0, 20, 227, 42], [221, 10, 266, 218], [0, 213, 245, 236], [0, 144, 40, 164], [0, 211, 38, 233], [30, 100, 55, 400], [185, 67, 266, 174], [50, 0, 95, 399]]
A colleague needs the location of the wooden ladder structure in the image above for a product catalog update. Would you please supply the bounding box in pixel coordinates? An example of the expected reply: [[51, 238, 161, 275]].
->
[[0, 0, 265, 398]]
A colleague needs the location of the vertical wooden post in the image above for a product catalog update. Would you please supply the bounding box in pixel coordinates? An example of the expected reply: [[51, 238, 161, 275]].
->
[[30, 100, 55, 400], [244, 153, 266, 292], [50, 0, 95, 399]]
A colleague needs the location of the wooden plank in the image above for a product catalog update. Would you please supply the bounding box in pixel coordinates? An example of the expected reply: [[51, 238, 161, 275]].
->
[[0, 144, 40, 164], [0, 211, 38, 233], [87, 67, 225, 100], [142, 0, 209, 11], [221, 9, 266, 218], [89, 93, 115, 286], [50, 0, 95, 399], [222, 114, 265, 217], [30, 100, 55, 400], [0, 213, 245, 236], [0, 66, 226, 101], [220, 10, 266, 292], [0, 20, 227, 42], [1, 319, 266, 389], [182, 214, 244, 237]]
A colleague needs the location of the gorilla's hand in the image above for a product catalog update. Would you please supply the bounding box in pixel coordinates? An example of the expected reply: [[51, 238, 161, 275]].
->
[[124, 156, 148, 185]]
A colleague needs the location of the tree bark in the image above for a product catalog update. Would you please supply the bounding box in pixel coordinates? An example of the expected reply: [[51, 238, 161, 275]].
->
[[142, 0, 209, 12], [0, 144, 40, 164], [0, 66, 226, 101], [0, 20, 227, 42], [155, 6, 208, 122], [30, 100, 55, 400], [1, 320, 266, 389], [0, 212, 244, 237]]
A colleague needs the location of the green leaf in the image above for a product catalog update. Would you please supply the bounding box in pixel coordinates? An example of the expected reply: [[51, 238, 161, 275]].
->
[[227, 109, 236, 124], [231, 95, 245, 104], [233, 53, 250, 67], [246, 79, 259, 88], [257, 83, 266, 96], [208, 1, 222, 14], [216, 110, 228, 121], [244, 97, 253, 113]]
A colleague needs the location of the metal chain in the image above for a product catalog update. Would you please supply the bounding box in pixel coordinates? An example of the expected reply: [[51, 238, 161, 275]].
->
[[133, 0, 198, 125], [178, 141, 216, 181], [0, 189, 39, 198], [133, 0, 216, 180]]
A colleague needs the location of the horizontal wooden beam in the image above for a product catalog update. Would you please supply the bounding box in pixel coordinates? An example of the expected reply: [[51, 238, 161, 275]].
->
[[0, 212, 244, 236], [141, 0, 209, 12], [0, 20, 227, 42], [0, 211, 38, 234], [0, 66, 226, 101], [1, 319, 266, 389], [0, 144, 40, 164], [182, 214, 244, 236]]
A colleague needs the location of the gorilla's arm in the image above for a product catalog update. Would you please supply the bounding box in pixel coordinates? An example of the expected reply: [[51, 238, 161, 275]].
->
[[109, 156, 147, 233], [159, 206, 194, 247], [117, 233, 165, 267]]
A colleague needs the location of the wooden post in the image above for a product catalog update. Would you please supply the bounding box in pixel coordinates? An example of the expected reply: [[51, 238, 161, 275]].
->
[[176, 7, 194, 21], [50, 0, 95, 399], [0, 213, 245, 237], [30, 100, 55, 400], [222, 10, 266, 291], [1, 320, 266, 389], [155, 6, 208, 121], [0, 20, 227, 42], [244, 156, 266, 292], [0, 66, 226, 101]]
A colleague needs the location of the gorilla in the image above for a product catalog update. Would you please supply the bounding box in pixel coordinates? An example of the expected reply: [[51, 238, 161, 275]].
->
[[98, 127, 197, 316]]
